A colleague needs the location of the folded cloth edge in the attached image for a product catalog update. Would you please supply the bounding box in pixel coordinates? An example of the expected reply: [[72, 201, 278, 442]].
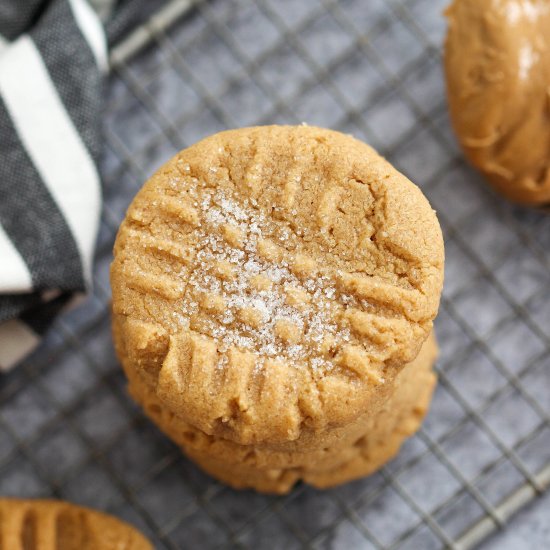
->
[[0, 0, 107, 370]]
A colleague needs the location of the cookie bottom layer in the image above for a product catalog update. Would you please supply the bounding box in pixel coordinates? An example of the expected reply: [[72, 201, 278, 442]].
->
[[125, 334, 437, 494], [184, 345, 436, 493]]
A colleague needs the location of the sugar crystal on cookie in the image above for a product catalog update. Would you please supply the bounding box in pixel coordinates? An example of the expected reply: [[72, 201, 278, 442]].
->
[[179, 188, 351, 372]]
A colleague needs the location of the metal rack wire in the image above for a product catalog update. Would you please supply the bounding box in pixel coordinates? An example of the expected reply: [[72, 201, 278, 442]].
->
[[1, 0, 549, 548]]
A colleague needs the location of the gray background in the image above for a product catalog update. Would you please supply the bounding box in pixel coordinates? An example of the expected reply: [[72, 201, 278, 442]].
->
[[1, 0, 549, 548]]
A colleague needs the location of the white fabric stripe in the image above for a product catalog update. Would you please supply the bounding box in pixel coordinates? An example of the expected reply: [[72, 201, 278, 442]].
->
[[0, 319, 39, 370], [0, 37, 101, 284], [68, 0, 108, 73], [0, 225, 33, 293]]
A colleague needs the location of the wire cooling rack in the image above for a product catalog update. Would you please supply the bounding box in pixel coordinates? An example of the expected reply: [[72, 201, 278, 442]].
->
[[1, 0, 549, 548]]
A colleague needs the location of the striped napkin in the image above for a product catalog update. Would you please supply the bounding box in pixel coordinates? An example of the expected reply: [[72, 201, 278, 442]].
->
[[0, 0, 107, 371]]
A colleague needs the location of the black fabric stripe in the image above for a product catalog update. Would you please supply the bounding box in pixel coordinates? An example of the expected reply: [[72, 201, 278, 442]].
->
[[0, 0, 48, 41], [0, 293, 44, 324], [0, 292, 72, 334], [20, 292, 73, 335], [0, 97, 85, 291], [32, 0, 104, 163]]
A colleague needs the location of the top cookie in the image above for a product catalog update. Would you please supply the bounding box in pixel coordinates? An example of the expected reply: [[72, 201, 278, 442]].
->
[[445, 0, 550, 206], [111, 126, 444, 446]]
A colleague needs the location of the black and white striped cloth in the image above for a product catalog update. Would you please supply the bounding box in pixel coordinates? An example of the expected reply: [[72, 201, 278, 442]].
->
[[0, 0, 107, 371]]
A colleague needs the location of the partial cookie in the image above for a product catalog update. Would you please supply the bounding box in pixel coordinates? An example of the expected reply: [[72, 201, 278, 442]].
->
[[111, 125, 444, 448], [185, 395, 432, 494], [125, 333, 436, 493], [445, 0, 550, 205], [0, 499, 152, 549], [126, 332, 436, 472], [185, 347, 436, 494], [116, 312, 402, 454]]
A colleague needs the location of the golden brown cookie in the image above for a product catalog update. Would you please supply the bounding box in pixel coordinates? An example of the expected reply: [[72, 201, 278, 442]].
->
[[111, 125, 444, 449], [184, 338, 436, 494], [185, 396, 431, 494], [0, 498, 152, 549], [125, 332, 436, 473], [444, 0, 550, 205], [126, 333, 437, 493]]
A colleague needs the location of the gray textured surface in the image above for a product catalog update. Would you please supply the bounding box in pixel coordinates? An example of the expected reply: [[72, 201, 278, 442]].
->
[[1, 0, 550, 548], [485, 489, 550, 550]]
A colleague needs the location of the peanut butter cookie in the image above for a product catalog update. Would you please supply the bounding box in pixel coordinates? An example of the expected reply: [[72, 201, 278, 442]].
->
[[126, 333, 437, 493], [445, 0, 550, 205], [0, 499, 152, 549], [111, 125, 444, 450], [184, 334, 437, 494]]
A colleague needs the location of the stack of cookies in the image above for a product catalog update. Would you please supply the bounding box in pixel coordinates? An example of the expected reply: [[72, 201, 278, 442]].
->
[[111, 126, 444, 494]]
